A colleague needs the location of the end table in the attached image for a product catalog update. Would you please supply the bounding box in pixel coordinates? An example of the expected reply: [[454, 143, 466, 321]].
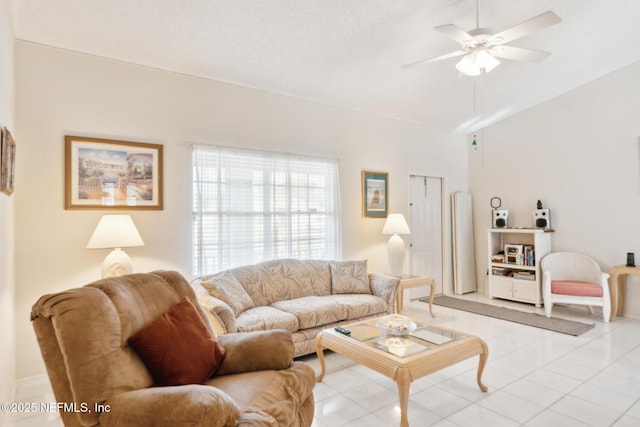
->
[[608, 265, 640, 321], [395, 274, 435, 317]]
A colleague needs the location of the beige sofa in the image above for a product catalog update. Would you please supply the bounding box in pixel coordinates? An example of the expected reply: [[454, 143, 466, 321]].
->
[[32, 271, 315, 427], [193, 259, 399, 357]]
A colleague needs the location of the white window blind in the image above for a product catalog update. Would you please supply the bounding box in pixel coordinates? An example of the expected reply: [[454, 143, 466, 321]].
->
[[193, 144, 341, 276]]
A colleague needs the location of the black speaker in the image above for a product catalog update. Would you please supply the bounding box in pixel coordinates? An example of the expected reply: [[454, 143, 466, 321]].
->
[[492, 210, 508, 228], [533, 209, 550, 229]]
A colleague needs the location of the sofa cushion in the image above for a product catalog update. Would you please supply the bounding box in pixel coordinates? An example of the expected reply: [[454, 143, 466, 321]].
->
[[201, 271, 255, 316], [330, 260, 371, 294], [272, 296, 348, 329], [128, 297, 226, 386], [236, 306, 300, 333], [230, 259, 333, 306], [303, 260, 333, 296], [325, 294, 388, 319]]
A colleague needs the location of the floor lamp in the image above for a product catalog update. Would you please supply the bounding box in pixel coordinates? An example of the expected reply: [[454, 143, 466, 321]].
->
[[382, 213, 411, 277]]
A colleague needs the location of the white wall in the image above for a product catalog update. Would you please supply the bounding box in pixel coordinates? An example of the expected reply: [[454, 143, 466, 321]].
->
[[469, 60, 640, 318], [0, 0, 15, 425], [14, 41, 467, 379]]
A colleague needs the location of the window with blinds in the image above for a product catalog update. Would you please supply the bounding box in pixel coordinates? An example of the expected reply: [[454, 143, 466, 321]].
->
[[192, 144, 342, 276]]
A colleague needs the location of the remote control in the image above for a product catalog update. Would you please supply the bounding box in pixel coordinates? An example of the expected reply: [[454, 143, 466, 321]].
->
[[335, 326, 351, 335]]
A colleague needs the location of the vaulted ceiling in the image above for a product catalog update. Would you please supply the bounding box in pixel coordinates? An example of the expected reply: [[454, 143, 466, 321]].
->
[[13, 0, 640, 133]]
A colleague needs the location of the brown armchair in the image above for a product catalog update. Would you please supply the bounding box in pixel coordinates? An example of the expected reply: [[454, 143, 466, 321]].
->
[[31, 270, 315, 427]]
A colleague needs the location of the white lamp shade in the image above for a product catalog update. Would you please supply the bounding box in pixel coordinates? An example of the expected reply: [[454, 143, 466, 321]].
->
[[87, 215, 144, 249], [382, 214, 411, 235]]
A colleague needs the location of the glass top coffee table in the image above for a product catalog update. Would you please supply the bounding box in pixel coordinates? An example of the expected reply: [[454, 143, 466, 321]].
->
[[314, 315, 488, 427]]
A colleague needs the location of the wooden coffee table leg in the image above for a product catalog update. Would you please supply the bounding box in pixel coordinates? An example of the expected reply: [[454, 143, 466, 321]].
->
[[396, 367, 411, 427], [476, 339, 489, 392], [314, 334, 326, 382]]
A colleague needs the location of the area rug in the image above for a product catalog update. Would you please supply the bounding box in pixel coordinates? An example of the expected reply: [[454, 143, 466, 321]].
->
[[426, 295, 594, 336]]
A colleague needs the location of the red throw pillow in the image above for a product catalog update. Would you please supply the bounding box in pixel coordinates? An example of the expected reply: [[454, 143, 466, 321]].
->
[[128, 297, 225, 386]]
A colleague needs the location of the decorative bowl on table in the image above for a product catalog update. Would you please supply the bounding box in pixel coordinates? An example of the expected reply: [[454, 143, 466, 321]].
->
[[376, 316, 417, 336]]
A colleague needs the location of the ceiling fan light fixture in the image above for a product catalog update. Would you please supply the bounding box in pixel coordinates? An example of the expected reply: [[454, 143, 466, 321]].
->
[[455, 54, 480, 76], [456, 48, 500, 76], [476, 49, 500, 71]]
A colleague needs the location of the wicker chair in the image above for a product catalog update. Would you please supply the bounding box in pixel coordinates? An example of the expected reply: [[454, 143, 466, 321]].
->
[[540, 252, 611, 322]]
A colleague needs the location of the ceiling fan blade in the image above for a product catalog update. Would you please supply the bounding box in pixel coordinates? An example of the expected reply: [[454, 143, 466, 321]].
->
[[489, 45, 551, 62], [435, 24, 475, 45], [401, 50, 466, 70], [490, 11, 561, 45]]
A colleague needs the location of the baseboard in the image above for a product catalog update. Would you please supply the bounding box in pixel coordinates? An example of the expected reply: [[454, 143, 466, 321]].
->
[[13, 374, 53, 402], [7, 375, 57, 424], [0, 378, 17, 427]]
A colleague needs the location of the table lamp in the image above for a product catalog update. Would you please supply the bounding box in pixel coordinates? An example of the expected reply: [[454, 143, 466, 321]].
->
[[87, 215, 144, 278], [382, 213, 411, 277]]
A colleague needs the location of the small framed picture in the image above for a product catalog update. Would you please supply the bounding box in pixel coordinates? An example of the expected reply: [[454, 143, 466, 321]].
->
[[65, 135, 163, 210], [362, 170, 388, 218], [1, 127, 16, 196]]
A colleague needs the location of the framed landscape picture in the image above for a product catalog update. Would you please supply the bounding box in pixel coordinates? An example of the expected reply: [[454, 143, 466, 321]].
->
[[362, 170, 388, 218], [65, 135, 163, 210], [1, 127, 15, 196]]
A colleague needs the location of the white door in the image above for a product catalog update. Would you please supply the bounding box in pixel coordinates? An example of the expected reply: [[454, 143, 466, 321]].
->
[[408, 175, 443, 299]]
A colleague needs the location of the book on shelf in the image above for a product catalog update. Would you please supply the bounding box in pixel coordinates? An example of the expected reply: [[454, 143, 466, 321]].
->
[[523, 245, 535, 266]]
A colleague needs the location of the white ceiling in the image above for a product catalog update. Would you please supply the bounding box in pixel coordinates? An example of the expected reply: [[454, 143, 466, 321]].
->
[[12, 0, 640, 133]]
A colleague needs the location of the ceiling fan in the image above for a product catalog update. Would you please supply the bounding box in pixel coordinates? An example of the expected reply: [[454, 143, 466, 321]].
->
[[402, 2, 561, 76]]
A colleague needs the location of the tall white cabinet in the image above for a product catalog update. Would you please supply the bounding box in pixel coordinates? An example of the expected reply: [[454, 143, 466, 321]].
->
[[487, 228, 553, 307]]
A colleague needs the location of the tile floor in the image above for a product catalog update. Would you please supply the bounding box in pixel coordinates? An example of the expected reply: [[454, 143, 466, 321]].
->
[[10, 294, 640, 427], [305, 295, 640, 427]]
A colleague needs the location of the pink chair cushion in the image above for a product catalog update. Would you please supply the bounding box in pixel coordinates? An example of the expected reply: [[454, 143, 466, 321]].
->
[[551, 280, 603, 297]]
